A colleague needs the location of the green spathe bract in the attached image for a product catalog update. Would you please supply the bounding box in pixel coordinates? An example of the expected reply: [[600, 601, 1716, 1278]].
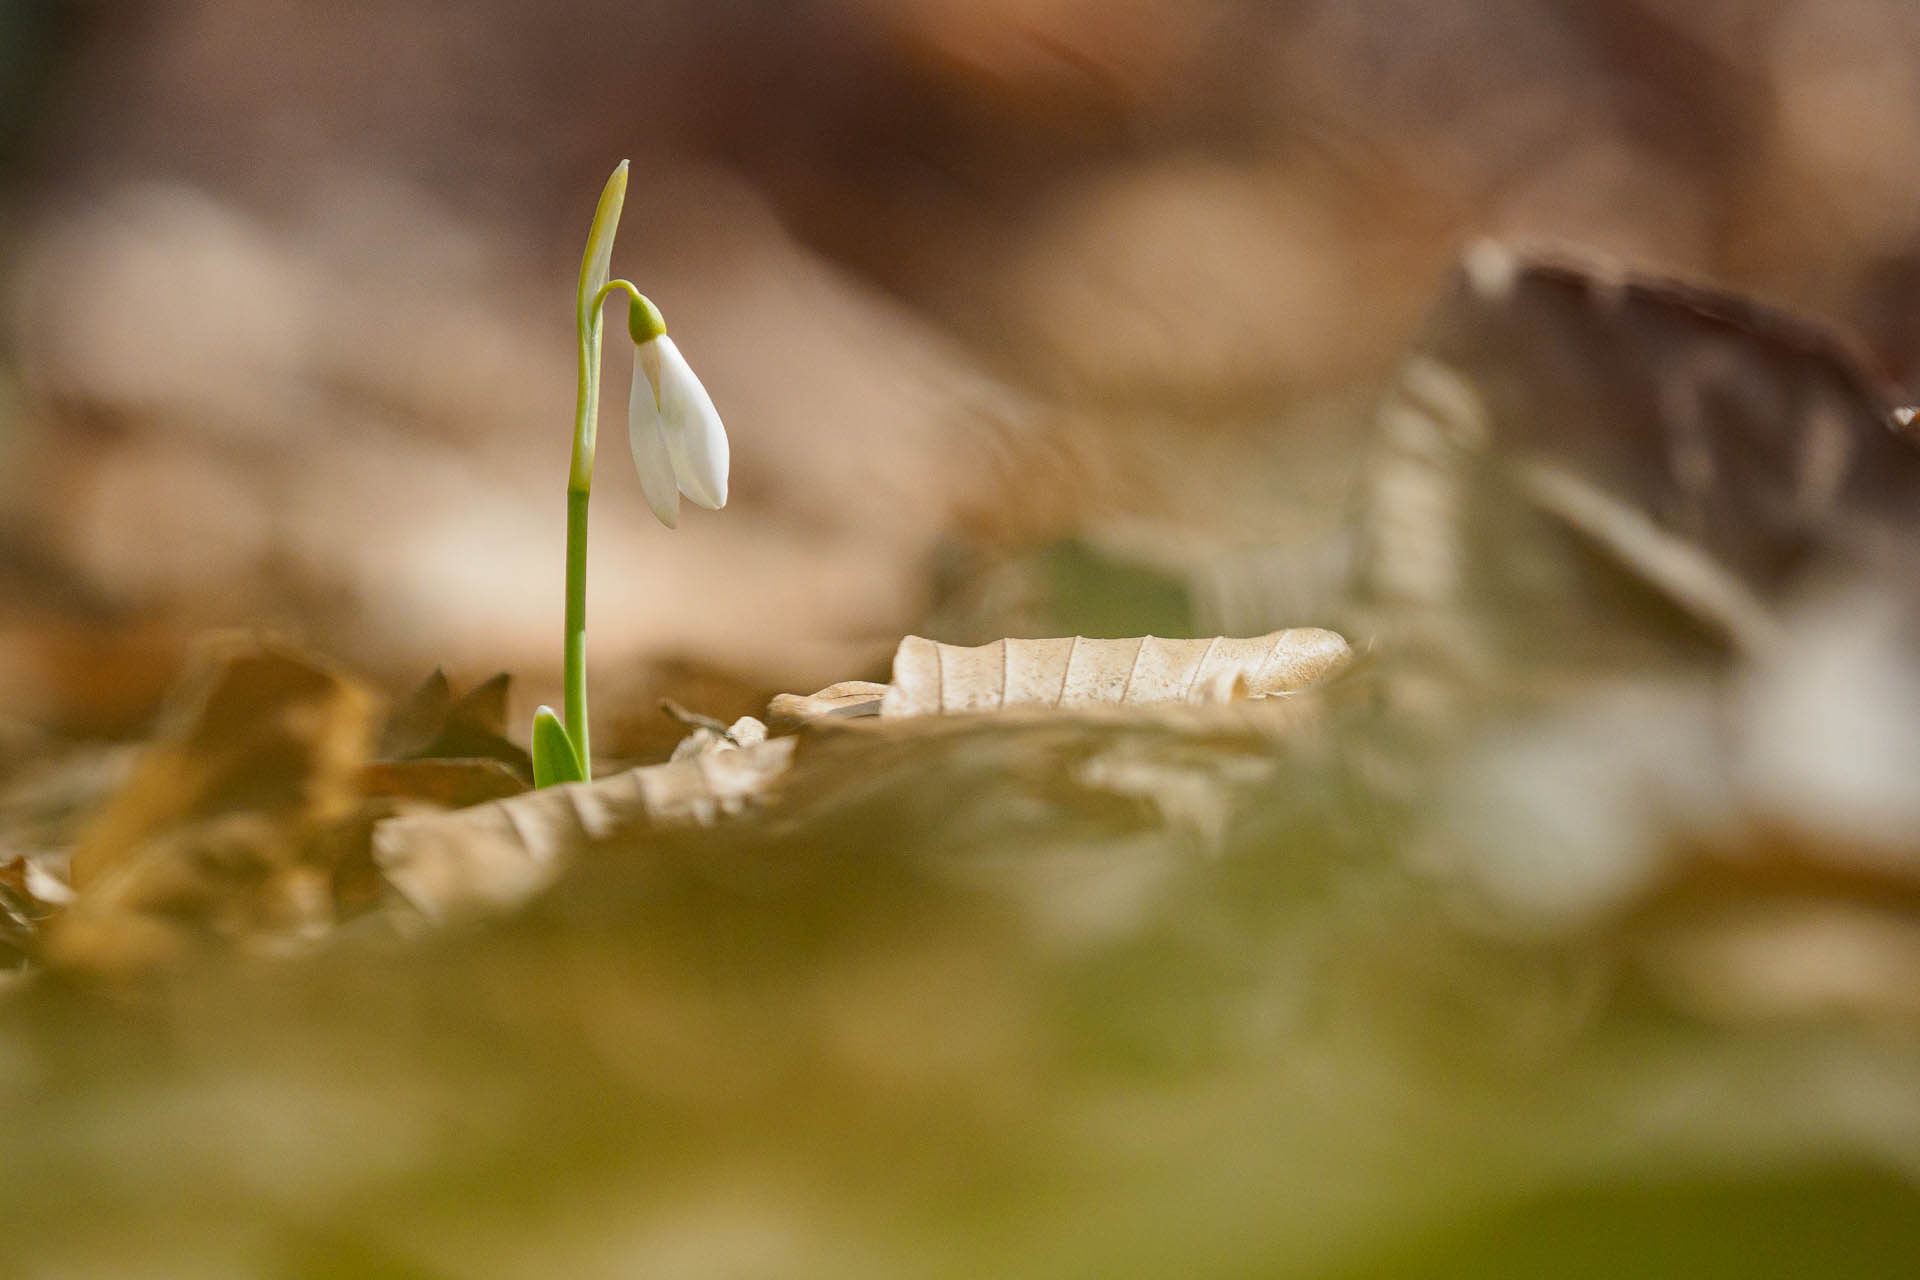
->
[[530, 705, 586, 788], [530, 161, 731, 789]]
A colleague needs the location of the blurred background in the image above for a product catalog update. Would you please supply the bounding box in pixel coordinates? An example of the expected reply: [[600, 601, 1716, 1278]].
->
[[6, 6, 1920, 1277], [5, 0, 1920, 747]]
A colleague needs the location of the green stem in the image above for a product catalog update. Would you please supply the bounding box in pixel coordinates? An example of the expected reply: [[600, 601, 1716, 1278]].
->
[[561, 278, 653, 779], [594, 278, 646, 324], [568, 299, 602, 492], [563, 285, 607, 778], [551, 160, 631, 787], [563, 486, 591, 776]]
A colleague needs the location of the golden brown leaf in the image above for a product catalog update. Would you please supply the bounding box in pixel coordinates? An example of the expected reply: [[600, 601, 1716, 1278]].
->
[[42, 640, 381, 980], [65, 639, 379, 890]]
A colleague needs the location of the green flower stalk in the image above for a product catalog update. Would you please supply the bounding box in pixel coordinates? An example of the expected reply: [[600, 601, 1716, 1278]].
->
[[531, 160, 731, 788]]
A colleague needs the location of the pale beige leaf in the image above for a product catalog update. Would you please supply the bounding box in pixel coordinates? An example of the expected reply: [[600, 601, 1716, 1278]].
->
[[878, 630, 1350, 718], [766, 681, 889, 729], [668, 715, 769, 761], [373, 737, 795, 921]]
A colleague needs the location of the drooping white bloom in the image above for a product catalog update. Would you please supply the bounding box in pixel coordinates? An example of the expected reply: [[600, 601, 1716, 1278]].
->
[[627, 300, 729, 529]]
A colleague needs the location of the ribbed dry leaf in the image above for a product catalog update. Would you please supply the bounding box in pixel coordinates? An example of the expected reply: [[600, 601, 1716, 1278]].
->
[[373, 737, 796, 921], [879, 630, 1350, 718], [379, 630, 1348, 924]]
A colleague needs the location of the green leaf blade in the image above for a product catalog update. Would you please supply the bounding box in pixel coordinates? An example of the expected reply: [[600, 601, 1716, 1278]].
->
[[530, 705, 587, 789]]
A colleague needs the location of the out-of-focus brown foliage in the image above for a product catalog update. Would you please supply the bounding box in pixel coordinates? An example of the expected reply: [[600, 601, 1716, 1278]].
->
[[379, 626, 1351, 921], [4, 5, 1920, 1276], [4, 643, 557, 981], [7, 0, 1920, 743]]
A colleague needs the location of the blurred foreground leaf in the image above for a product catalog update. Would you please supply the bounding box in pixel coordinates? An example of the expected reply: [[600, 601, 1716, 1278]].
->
[[4, 248, 1920, 1277], [43, 640, 380, 981], [377, 629, 1352, 920]]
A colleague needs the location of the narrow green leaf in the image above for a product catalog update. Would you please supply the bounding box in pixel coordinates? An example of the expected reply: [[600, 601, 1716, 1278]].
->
[[530, 705, 586, 789], [576, 160, 629, 335]]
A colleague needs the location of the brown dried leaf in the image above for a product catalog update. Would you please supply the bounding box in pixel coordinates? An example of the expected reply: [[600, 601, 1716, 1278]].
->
[[43, 640, 380, 980], [377, 668, 454, 759], [667, 715, 769, 762], [376, 630, 1349, 926], [373, 738, 797, 922], [357, 759, 528, 809], [0, 744, 138, 865], [378, 669, 530, 780], [45, 812, 337, 981], [66, 640, 380, 890], [766, 681, 889, 729], [1638, 903, 1920, 1025], [878, 630, 1351, 718], [0, 855, 55, 966], [451, 672, 512, 738], [1350, 243, 1920, 713]]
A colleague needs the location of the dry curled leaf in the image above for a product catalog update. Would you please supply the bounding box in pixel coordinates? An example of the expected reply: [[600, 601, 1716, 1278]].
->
[[0, 854, 62, 966], [379, 669, 531, 780], [373, 738, 797, 921], [879, 630, 1351, 717], [766, 681, 890, 729], [357, 759, 528, 809], [377, 629, 1350, 926], [666, 712, 769, 761], [39, 640, 381, 981], [1350, 243, 1920, 719], [64, 639, 379, 890], [0, 744, 137, 868]]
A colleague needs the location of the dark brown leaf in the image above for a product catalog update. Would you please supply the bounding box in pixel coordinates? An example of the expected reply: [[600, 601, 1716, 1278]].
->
[[378, 669, 530, 781], [357, 759, 528, 810], [1350, 244, 1920, 704]]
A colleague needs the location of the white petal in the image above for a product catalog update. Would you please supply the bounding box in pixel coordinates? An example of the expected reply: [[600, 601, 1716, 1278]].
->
[[653, 335, 729, 510], [629, 349, 679, 528], [637, 336, 664, 409]]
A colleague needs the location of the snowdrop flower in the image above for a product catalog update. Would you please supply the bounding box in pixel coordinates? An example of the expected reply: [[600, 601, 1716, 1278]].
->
[[534, 160, 739, 789], [626, 293, 729, 529]]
